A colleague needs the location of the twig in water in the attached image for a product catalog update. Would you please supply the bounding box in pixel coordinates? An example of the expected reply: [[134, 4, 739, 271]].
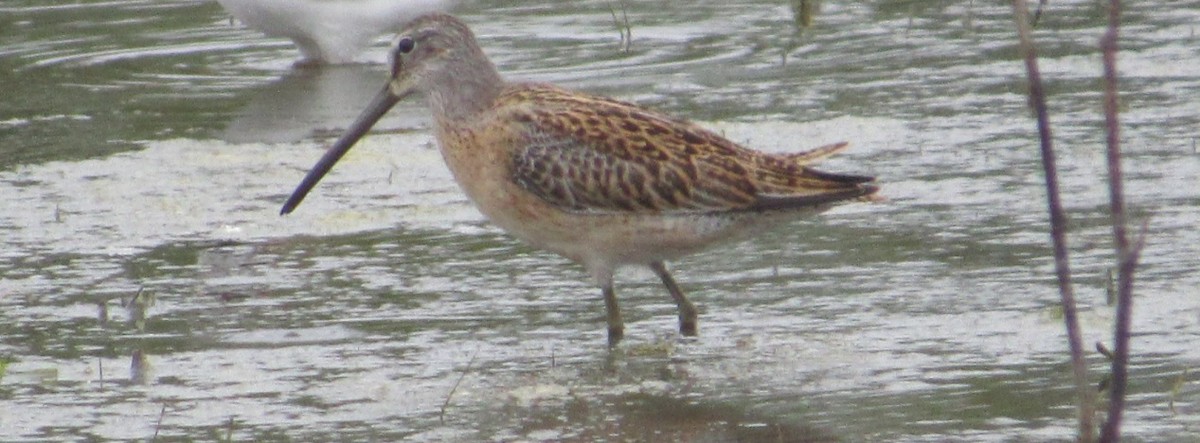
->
[[152, 404, 166, 442], [791, 0, 817, 29], [440, 349, 479, 423], [1098, 0, 1144, 440], [1009, 0, 1094, 440], [783, 0, 818, 66], [608, 7, 622, 49], [123, 286, 145, 308], [608, 1, 632, 52], [97, 301, 109, 326], [1032, 0, 1050, 27], [1105, 268, 1116, 306], [620, 1, 631, 52], [1096, 342, 1114, 393]]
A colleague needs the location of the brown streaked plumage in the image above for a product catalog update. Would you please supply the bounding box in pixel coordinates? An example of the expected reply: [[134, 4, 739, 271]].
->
[[281, 13, 881, 345]]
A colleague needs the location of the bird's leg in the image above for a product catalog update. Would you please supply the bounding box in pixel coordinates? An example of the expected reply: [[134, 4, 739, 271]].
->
[[602, 282, 624, 346], [650, 261, 698, 336]]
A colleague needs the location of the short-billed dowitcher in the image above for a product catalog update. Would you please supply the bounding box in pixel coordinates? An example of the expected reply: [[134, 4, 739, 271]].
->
[[218, 0, 454, 64], [281, 14, 880, 344]]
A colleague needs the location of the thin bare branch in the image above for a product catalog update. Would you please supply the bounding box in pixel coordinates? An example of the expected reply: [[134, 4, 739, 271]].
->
[[1032, 0, 1050, 27], [608, 1, 632, 53], [152, 404, 166, 441], [1098, 0, 1143, 440], [439, 348, 479, 423], [1010, 1, 1094, 440]]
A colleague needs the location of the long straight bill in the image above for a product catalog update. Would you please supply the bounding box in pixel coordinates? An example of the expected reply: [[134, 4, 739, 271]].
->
[[280, 86, 401, 215]]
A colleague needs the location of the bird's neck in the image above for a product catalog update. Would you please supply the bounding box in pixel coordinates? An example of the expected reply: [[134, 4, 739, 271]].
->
[[425, 57, 505, 123]]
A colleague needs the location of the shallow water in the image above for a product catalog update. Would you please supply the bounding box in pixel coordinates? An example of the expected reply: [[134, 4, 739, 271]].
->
[[2, 0, 1199, 441]]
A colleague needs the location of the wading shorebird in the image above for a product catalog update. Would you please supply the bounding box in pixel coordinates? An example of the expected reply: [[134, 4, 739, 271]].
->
[[281, 14, 881, 345], [217, 0, 454, 64]]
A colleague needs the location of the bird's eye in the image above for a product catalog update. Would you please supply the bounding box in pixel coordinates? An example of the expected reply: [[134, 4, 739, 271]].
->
[[396, 36, 416, 55]]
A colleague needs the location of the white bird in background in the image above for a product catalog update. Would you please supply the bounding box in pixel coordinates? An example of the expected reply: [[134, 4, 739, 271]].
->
[[216, 0, 456, 65]]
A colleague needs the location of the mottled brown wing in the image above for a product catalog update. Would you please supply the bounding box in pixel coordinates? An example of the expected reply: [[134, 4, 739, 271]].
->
[[505, 86, 876, 214], [511, 130, 752, 213]]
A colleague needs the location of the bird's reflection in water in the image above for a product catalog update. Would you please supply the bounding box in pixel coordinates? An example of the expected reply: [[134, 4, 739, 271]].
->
[[221, 66, 427, 145]]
